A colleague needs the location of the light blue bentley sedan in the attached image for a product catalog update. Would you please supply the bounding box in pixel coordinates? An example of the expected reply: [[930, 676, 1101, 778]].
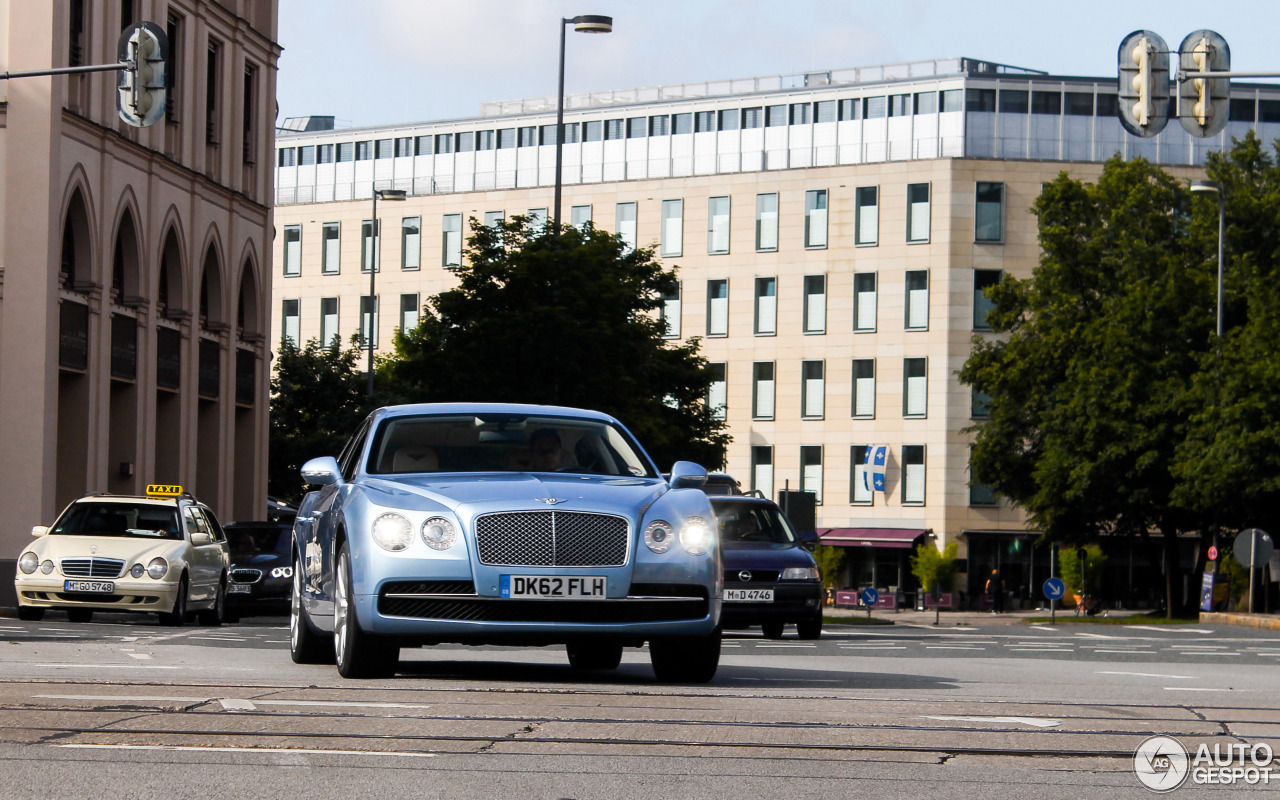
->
[[289, 403, 722, 682]]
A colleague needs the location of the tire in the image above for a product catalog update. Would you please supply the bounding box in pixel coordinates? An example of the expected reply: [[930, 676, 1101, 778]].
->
[[650, 628, 721, 683], [17, 607, 44, 622], [761, 621, 785, 639], [197, 577, 226, 626], [566, 642, 624, 670], [66, 608, 93, 623], [796, 614, 822, 640], [290, 561, 333, 664], [158, 575, 188, 626], [334, 545, 398, 678]]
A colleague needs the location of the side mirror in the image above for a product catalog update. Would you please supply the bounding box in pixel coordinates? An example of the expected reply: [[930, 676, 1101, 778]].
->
[[799, 529, 819, 552], [31, 526, 49, 538], [668, 461, 708, 490], [191, 532, 212, 546], [301, 456, 342, 487]]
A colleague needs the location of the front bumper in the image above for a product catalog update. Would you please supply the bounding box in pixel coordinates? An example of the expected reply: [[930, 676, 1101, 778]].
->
[[720, 580, 823, 625], [225, 576, 290, 608], [14, 574, 180, 613]]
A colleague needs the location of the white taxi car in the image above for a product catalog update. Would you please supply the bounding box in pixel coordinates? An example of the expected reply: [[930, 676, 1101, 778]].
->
[[13, 486, 230, 625]]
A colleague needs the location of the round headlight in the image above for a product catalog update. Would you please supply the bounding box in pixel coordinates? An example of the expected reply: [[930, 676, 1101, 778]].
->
[[271, 566, 294, 579], [18, 552, 38, 574], [679, 516, 713, 556], [40, 560, 55, 575], [421, 517, 456, 551], [371, 513, 413, 551], [131, 563, 146, 578], [147, 557, 169, 580], [643, 521, 674, 554]]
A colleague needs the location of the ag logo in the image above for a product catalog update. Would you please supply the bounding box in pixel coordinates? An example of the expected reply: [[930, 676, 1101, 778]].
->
[[1134, 735, 1189, 792]]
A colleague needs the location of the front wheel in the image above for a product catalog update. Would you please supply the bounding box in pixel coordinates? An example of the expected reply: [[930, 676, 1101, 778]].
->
[[796, 614, 822, 640], [66, 608, 93, 623], [17, 607, 44, 622], [158, 575, 188, 626], [566, 642, 623, 670], [761, 621, 785, 639], [650, 628, 721, 683], [290, 562, 333, 664], [334, 545, 398, 678]]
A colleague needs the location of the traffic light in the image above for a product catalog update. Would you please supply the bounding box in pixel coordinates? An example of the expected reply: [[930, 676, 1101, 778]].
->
[[1117, 30, 1170, 137], [117, 21, 168, 128], [1177, 30, 1230, 138]]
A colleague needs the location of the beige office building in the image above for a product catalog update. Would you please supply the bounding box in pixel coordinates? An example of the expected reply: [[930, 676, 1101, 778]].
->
[[272, 59, 1280, 605], [0, 0, 280, 599]]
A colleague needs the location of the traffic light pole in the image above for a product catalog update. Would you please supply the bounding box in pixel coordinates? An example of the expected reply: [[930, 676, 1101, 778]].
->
[[1, 62, 130, 81]]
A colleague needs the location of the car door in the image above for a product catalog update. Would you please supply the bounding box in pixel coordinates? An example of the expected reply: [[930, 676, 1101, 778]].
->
[[182, 506, 220, 602], [303, 416, 371, 619]]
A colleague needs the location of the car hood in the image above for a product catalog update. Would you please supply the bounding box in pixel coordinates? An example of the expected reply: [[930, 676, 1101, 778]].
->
[[360, 473, 668, 517], [722, 543, 817, 571], [230, 552, 288, 570], [26, 534, 185, 563]]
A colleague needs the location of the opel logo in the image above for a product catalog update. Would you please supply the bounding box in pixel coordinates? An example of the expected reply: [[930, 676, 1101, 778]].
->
[[738, 570, 752, 582]]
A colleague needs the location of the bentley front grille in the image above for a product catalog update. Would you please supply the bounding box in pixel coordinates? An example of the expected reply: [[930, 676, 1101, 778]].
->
[[475, 511, 628, 567], [60, 558, 125, 579]]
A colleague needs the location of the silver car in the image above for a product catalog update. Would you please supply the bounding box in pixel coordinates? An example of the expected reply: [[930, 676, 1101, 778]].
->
[[289, 403, 723, 682]]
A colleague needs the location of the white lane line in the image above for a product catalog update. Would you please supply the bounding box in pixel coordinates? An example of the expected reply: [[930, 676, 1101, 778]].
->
[[1098, 671, 1195, 679], [1126, 626, 1214, 634], [754, 644, 817, 648], [54, 744, 436, 758], [35, 663, 180, 670], [1005, 648, 1074, 652], [219, 698, 257, 711], [1164, 687, 1232, 692], [924, 646, 985, 650], [924, 715, 1062, 728], [190, 637, 248, 642], [1091, 650, 1157, 654], [125, 653, 152, 660]]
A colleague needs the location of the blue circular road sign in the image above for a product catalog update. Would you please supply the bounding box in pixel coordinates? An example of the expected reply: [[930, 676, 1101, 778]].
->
[[1043, 577, 1066, 600], [861, 587, 879, 606]]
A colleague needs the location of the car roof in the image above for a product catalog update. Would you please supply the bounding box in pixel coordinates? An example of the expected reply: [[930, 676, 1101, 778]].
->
[[374, 402, 620, 425], [69, 494, 188, 508]]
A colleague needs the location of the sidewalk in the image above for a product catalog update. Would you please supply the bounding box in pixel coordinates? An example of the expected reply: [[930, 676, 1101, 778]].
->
[[823, 605, 1145, 627]]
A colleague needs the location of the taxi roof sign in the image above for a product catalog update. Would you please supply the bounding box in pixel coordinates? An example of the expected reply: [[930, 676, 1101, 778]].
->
[[146, 484, 184, 498]]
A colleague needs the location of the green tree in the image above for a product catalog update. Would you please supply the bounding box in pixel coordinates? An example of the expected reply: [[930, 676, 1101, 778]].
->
[[1057, 544, 1107, 599], [960, 155, 1215, 616], [382, 218, 729, 470], [910, 541, 958, 595], [269, 336, 370, 502], [811, 544, 846, 590]]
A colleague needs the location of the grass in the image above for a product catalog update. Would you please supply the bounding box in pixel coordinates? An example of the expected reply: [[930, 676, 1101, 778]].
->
[[823, 614, 894, 626]]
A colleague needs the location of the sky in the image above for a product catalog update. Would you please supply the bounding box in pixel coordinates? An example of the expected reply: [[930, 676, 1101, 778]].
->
[[275, 0, 1280, 129]]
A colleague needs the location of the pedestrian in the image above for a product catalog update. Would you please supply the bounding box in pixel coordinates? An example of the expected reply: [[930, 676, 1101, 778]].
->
[[985, 569, 1005, 613]]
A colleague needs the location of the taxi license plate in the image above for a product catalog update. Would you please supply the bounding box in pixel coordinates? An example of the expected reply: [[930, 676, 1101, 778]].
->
[[724, 588, 774, 602], [227, 584, 253, 594], [64, 580, 114, 594], [500, 575, 606, 599]]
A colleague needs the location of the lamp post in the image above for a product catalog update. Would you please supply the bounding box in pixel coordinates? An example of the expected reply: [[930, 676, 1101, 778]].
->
[[367, 185, 406, 397], [1190, 179, 1225, 339], [552, 14, 612, 231]]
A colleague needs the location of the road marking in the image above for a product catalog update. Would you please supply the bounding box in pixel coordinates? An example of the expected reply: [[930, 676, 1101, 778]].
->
[[38, 695, 438, 711], [53, 744, 436, 758], [1164, 687, 1231, 692], [190, 636, 248, 642], [924, 715, 1062, 728], [35, 663, 180, 670], [1091, 649, 1156, 654], [125, 653, 152, 660], [755, 643, 817, 648], [1004, 648, 1074, 652], [924, 645, 985, 650], [219, 698, 257, 711], [1125, 626, 1214, 634], [1097, 671, 1195, 679]]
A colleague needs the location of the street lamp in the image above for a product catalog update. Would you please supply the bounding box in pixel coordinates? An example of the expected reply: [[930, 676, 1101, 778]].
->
[[1190, 179, 1225, 338], [552, 14, 612, 231], [367, 185, 406, 397]]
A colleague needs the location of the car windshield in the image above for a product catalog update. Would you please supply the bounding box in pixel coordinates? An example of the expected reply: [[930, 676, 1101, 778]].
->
[[52, 502, 182, 540], [226, 527, 291, 556], [712, 502, 797, 544], [365, 413, 658, 478]]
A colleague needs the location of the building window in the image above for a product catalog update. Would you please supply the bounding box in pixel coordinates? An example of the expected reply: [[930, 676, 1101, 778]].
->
[[360, 220, 378, 272], [751, 446, 774, 499], [660, 285, 681, 339], [616, 202, 637, 252], [360, 295, 378, 350], [752, 362, 775, 419], [282, 299, 299, 346], [443, 214, 462, 267], [560, 122, 581, 144], [754, 277, 776, 335], [355, 140, 372, 160], [905, 270, 929, 330], [298, 146, 315, 166], [497, 128, 515, 149], [583, 121, 603, 142], [708, 196, 730, 254], [804, 189, 828, 248], [455, 131, 475, 152], [708, 363, 727, 419], [337, 142, 354, 161], [902, 445, 925, 505], [863, 96, 887, 119], [999, 89, 1029, 114], [321, 222, 340, 274], [707, 279, 728, 337], [903, 358, 927, 417], [571, 205, 592, 230], [803, 275, 826, 334], [969, 446, 998, 507], [971, 387, 991, 419], [282, 225, 301, 277], [941, 88, 964, 112], [661, 199, 683, 256], [1064, 92, 1094, 116], [742, 107, 762, 128], [694, 111, 716, 132], [434, 134, 453, 154], [1032, 91, 1061, 115], [375, 138, 394, 158], [839, 98, 859, 120], [854, 273, 877, 332], [855, 186, 878, 245], [317, 144, 334, 163], [394, 137, 414, 157], [974, 269, 1002, 329], [320, 297, 339, 348], [967, 88, 996, 112], [627, 117, 647, 138], [976, 182, 1005, 242], [815, 100, 836, 123], [802, 361, 825, 419], [475, 131, 494, 151], [889, 94, 911, 116], [852, 359, 875, 418], [755, 193, 778, 251], [907, 183, 930, 242], [526, 208, 547, 233], [484, 211, 504, 230], [914, 92, 938, 114], [400, 293, 419, 334], [518, 127, 537, 147], [717, 109, 739, 131], [650, 115, 670, 136], [800, 446, 823, 504], [242, 63, 257, 164], [672, 113, 692, 134], [401, 217, 421, 270], [165, 13, 181, 122], [850, 445, 873, 505], [204, 39, 221, 144], [790, 103, 812, 125], [599, 119, 621, 140], [277, 148, 296, 167]]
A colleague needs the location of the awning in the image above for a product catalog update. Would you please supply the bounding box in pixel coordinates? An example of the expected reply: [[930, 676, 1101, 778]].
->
[[818, 528, 928, 549]]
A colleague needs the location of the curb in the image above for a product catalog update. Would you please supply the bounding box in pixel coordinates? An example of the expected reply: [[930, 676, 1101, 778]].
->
[[1199, 611, 1280, 631]]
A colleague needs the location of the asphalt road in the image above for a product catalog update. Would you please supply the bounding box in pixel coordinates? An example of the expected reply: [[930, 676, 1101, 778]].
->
[[1, 613, 1277, 799]]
